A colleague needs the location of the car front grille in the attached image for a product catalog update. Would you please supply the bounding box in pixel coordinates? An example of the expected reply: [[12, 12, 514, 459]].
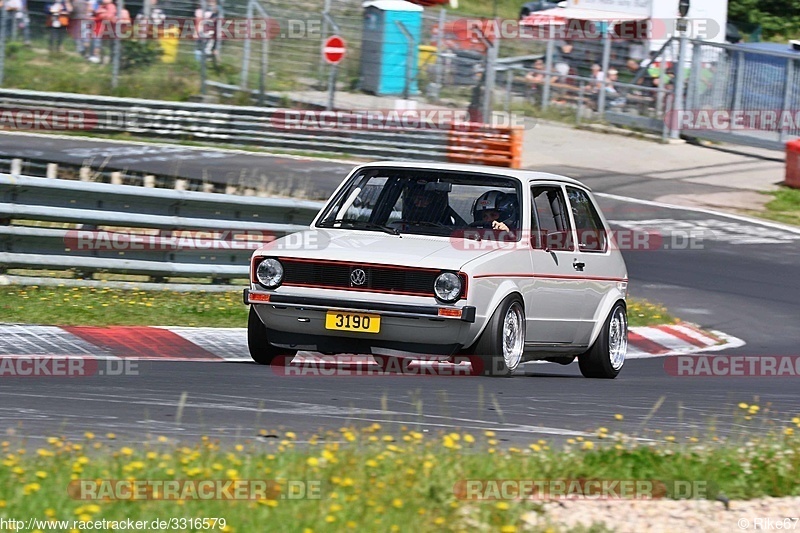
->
[[278, 258, 445, 298]]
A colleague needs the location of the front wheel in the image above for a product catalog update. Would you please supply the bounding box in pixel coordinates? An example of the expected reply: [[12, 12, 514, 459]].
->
[[578, 302, 627, 379], [248, 307, 296, 365], [471, 295, 525, 377]]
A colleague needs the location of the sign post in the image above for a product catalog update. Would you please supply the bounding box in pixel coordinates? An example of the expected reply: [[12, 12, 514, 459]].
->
[[671, 0, 690, 139], [323, 35, 346, 111]]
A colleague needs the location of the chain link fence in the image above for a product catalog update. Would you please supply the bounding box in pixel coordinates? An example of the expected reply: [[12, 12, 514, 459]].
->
[[2, 1, 799, 150]]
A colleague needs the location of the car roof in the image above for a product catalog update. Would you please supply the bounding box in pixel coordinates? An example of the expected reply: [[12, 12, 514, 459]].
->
[[354, 161, 591, 190]]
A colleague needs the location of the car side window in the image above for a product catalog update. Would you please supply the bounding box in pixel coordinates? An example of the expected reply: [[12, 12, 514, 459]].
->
[[531, 186, 573, 251], [567, 187, 608, 253]]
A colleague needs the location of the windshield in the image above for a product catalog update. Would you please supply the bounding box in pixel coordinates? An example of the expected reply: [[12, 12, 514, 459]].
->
[[316, 168, 522, 240]]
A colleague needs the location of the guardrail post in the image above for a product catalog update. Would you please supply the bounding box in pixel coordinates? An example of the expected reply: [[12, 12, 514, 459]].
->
[[0, 8, 7, 87], [10, 159, 22, 176], [79, 166, 91, 181], [111, 0, 125, 89], [686, 40, 703, 112], [542, 39, 554, 111], [110, 172, 123, 185], [395, 21, 415, 100], [241, 0, 253, 89], [597, 29, 612, 118], [482, 37, 498, 125], [669, 29, 689, 140], [504, 68, 513, 114], [174, 179, 187, 191], [46, 163, 58, 179], [780, 57, 795, 143], [731, 49, 745, 132], [428, 8, 446, 102], [144, 175, 155, 187]]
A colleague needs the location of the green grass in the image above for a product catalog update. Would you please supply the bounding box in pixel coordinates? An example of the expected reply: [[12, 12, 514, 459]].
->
[[626, 298, 678, 328], [1, 419, 800, 532], [755, 186, 800, 227], [3, 40, 204, 100], [452, 0, 521, 19], [0, 286, 674, 328], [0, 286, 246, 327]]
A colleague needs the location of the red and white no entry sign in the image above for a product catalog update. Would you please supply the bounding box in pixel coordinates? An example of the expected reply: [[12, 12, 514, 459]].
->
[[322, 35, 346, 65]]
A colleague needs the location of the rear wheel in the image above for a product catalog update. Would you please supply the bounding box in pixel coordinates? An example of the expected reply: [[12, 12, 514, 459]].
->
[[472, 295, 525, 377], [578, 302, 627, 379], [248, 307, 296, 365]]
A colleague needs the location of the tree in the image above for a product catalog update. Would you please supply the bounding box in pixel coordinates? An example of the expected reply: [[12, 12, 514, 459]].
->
[[728, 0, 800, 40]]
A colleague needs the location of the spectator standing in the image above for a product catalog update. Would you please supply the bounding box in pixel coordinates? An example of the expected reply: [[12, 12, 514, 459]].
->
[[88, 0, 115, 63], [45, 0, 72, 53], [17, 0, 31, 45], [71, 0, 91, 56], [4, 0, 21, 40], [194, 0, 218, 64], [135, 0, 165, 39]]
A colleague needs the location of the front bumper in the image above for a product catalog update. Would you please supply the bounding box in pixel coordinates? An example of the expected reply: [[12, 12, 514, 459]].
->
[[243, 289, 476, 323]]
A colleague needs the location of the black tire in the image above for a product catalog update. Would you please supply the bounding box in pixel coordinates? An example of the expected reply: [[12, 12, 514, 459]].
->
[[471, 295, 525, 377], [578, 302, 627, 379], [248, 307, 296, 365]]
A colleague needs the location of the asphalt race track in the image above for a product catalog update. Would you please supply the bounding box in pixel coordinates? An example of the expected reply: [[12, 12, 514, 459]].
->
[[2, 134, 800, 445]]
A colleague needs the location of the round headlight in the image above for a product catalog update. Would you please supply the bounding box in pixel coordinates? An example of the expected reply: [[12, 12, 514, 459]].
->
[[434, 272, 462, 303], [256, 258, 284, 288]]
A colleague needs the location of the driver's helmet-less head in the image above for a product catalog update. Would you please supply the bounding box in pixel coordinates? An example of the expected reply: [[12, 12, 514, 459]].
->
[[472, 190, 518, 224], [403, 184, 449, 224]]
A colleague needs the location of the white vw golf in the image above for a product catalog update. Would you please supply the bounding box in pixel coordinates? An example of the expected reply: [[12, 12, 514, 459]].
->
[[244, 162, 628, 378]]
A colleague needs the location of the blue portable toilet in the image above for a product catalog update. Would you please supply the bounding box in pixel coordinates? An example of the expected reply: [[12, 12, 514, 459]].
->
[[360, 0, 423, 96]]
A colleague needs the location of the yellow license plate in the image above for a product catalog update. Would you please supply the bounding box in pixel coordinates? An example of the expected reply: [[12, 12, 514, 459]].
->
[[325, 311, 381, 333]]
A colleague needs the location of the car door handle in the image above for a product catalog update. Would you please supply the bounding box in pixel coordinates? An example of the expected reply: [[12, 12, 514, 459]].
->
[[573, 260, 585, 272]]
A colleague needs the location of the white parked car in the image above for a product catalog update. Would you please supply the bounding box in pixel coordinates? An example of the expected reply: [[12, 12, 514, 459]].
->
[[244, 162, 628, 378]]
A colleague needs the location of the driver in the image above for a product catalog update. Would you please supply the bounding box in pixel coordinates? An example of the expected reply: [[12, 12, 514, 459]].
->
[[403, 185, 450, 225], [472, 191, 518, 232]]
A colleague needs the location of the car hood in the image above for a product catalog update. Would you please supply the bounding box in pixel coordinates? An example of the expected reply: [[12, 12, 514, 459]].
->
[[255, 229, 498, 271]]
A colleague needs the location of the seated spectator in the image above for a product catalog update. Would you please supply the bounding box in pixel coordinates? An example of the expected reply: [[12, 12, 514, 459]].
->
[[552, 40, 573, 82], [604, 69, 626, 107], [590, 63, 604, 91], [524, 59, 557, 97]]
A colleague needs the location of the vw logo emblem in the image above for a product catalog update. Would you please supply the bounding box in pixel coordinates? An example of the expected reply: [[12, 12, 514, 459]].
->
[[350, 268, 367, 286]]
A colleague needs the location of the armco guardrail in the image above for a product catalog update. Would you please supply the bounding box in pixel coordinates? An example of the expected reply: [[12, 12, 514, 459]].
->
[[0, 89, 523, 168], [0, 173, 324, 281]]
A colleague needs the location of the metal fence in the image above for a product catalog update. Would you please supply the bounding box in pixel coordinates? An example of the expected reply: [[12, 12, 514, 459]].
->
[[0, 88, 524, 167], [0, 172, 324, 281], [3, 0, 799, 151]]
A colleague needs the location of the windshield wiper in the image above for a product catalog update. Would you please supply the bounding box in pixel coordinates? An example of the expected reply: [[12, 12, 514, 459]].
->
[[319, 218, 400, 236]]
